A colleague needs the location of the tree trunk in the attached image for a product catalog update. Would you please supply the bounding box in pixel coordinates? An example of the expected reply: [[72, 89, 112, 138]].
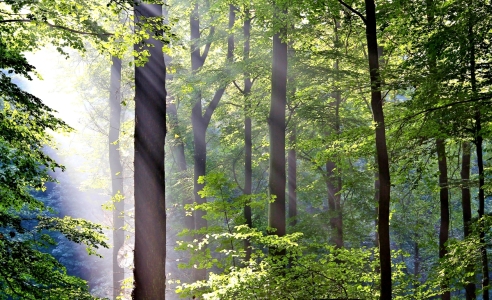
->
[[268, 3, 287, 248], [436, 138, 450, 300], [374, 174, 379, 248], [288, 127, 297, 227], [476, 112, 489, 300], [109, 56, 124, 300], [243, 8, 253, 261], [327, 28, 343, 247], [461, 142, 476, 299], [414, 241, 419, 283], [190, 3, 235, 280], [326, 161, 342, 248], [467, 2, 488, 296], [132, 3, 167, 299], [287, 36, 297, 229], [364, 0, 392, 297]]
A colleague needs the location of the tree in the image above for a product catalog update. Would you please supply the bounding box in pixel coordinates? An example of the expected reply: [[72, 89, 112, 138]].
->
[[109, 55, 124, 299], [268, 1, 287, 245], [337, 0, 392, 296], [132, 2, 167, 298], [189, 1, 235, 280], [0, 40, 108, 299]]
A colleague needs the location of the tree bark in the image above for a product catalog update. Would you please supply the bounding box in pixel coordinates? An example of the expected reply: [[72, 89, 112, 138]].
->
[[461, 141, 476, 300], [132, 3, 167, 299], [268, 3, 287, 247], [436, 138, 450, 300], [190, 3, 235, 280], [468, 2, 487, 296], [327, 25, 343, 247], [288, 127, 297, 228], [287, 36, 297, 229], [364, 0, 392, 296], [109, 56, 124, 300], [243, 8, 253, 261]]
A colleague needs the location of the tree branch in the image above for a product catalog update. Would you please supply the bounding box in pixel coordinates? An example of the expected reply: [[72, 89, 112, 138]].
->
[[399, 95, 492, 123], [337, 0, 367, 25], [0, 19, 112, 36], [203, 87, 226, 127], [233, 80, 244, 94], [200, 26, 215, 63]]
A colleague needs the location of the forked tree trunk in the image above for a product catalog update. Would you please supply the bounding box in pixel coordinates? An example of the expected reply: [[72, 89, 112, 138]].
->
[[190, 3, 235, 280], [109, 56, 124, 300], [132, 3, 167, 299]]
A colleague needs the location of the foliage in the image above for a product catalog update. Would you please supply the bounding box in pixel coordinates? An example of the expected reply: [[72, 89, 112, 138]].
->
[[0, 15, 109, 299], [175, 222, 417, 299]]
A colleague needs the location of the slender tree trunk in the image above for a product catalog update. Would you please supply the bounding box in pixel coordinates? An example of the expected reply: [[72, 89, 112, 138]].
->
[[327, 27, 343, 247], [363, 0, 392, 296], [268, 3, 287, 248], [162, 4, 192, 237], [437, 138, 450, 300], [326, 161, 342, 248], [109, 56, 124, 299], [166, 99, 192, 233], [414, 241, 419, 282], [461, 141, 476, 300], [288, 127, 297, 227], [132, 3, 166, 299], [243, 8, 253, 261], [374, 174, 379, 247], [337, 1, 390, 293], [287, 37, 297, 229], [476, 112, 489, 299], [468, 2, 488, 297]]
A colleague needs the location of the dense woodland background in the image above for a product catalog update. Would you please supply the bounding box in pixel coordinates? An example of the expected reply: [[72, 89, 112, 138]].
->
[[1, 0, 492, 299]]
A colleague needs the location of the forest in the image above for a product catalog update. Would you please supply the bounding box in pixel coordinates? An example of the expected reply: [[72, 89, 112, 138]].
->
[[1, 0, 492, 299]]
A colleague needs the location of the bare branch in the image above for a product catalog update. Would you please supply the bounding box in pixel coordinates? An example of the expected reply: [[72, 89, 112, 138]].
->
[[337, 0, 367, 25], [233, 80, 244, 94], [200, 26, 215, 63]]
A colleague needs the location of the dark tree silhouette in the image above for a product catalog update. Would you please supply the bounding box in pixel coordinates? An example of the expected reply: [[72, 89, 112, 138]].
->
[[132, 3, 167, 299], [268, 3, 287, 244]]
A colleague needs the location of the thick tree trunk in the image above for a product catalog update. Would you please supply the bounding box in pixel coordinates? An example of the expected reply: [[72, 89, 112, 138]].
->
[[243, 8, 253, 261], [461, 142, 476, 300], [109, 56, 124, 300], [364, 0, 392, 297], [268, 3, 287, 246], [436, 138, 450, 300], [132, 3, 167, 299]]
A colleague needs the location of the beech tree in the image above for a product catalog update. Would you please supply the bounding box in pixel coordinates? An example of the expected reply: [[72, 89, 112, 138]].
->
[[132, 2, 167, 298]]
